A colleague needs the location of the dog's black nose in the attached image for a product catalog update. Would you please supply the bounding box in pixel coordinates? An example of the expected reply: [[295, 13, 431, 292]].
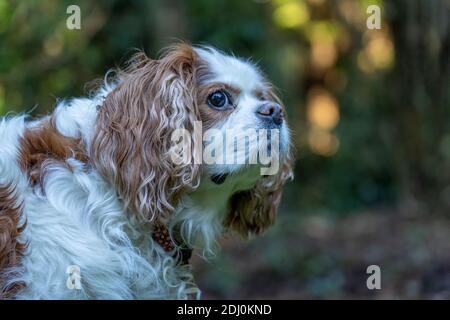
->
[[256, 103, 283, 126]]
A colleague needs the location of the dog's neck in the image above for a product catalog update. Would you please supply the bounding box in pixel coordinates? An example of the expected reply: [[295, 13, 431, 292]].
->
[[168, 168, 261, 254]]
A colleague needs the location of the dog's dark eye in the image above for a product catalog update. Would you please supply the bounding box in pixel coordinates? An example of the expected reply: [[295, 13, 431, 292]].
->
[[207, 90, 230, 109]]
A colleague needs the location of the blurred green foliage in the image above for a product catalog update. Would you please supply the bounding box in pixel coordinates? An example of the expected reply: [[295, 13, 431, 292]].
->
[[1, 0, 449, 215]]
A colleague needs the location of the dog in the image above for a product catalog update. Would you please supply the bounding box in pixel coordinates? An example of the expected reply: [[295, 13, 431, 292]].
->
[[0, 44, 293, 299]]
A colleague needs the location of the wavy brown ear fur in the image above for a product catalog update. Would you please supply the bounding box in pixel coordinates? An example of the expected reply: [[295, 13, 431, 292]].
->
[[91, 44, 201, 222], [0, 183, 26, 299], [225, 152, 294, 238]]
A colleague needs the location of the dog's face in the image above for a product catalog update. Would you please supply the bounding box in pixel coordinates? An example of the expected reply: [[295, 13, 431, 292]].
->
[[194, 47, 291, 177], [92, 44, 293, 237]]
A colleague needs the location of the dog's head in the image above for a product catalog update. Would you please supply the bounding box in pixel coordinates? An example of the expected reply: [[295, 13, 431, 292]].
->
[[92, 44, 293, 238]]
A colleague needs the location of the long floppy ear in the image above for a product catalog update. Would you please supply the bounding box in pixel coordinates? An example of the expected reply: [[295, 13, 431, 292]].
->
[[225, 85, 294, 237], [91, 44, 200, 222], [225, 154, 294, 238]]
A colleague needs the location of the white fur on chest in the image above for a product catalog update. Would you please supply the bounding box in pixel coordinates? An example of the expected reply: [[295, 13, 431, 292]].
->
[[172, 168, 261, 253]]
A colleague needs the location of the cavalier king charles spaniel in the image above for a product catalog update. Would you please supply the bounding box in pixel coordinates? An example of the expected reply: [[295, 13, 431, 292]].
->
[[0, 44, 293, 299]]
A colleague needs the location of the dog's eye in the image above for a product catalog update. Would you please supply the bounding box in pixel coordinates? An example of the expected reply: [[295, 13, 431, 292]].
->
[[207, 90, 230, 109]]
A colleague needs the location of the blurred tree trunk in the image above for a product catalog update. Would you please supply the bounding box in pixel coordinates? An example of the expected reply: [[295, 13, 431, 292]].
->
[[386, 0, 450, 212]]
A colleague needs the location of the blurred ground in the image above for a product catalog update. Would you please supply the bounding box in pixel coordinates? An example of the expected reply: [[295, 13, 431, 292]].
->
[[192, 205, 450, 299]]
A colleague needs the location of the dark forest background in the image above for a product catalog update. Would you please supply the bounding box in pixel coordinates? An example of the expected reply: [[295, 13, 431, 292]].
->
[[1, 0, 449, 298]]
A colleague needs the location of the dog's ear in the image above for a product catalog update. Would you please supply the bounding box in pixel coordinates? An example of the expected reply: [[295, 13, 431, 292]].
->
[[225, 154, 294, 237], [92, 44, 201, 222]]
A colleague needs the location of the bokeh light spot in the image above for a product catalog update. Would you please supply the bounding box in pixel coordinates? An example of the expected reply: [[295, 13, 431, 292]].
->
[[308, 127, 340, 156], [43, 34, 64, 57], [307, 87, 340, 130], [273, 1, 310, 29], [310, 40, 337, 70], [365, 33, 394, 70]]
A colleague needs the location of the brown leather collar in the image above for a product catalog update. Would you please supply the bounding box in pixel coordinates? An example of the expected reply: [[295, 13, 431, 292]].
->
[[152, 223, 192, 265]]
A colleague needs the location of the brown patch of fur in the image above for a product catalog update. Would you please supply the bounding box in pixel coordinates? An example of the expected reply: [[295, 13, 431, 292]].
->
[[0, 183, 26, 299], [5, 113, 88, 298], [252, 89, 268, 101], [19, 118, 88, 187], [225, 144, 294, 237]]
